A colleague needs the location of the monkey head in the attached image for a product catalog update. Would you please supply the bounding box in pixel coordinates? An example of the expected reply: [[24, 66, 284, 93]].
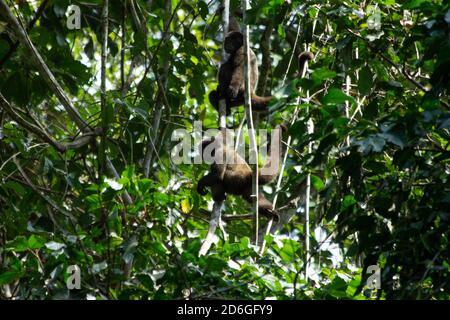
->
[[224, 31, 243, 54]]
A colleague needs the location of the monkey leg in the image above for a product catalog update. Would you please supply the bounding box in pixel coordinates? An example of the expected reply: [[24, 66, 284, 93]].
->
[[227, 85, 242, 100]]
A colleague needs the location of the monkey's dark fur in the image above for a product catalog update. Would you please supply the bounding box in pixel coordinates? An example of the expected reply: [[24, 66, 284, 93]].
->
[[197, 125, 286, 219], [209, 15, 314, 115], [200, 13, 314, 218], [209, 15, 272, 115]]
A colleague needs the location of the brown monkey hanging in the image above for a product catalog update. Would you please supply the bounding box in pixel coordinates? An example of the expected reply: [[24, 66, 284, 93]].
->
[[197, 124, 286, 219], [209, 15, 314, 115], [208, 15, 272, 115], [199, 50, 314, 218]]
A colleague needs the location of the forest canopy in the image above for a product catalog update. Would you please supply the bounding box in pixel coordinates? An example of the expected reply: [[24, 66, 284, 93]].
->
[[0, 0, 449, 300]]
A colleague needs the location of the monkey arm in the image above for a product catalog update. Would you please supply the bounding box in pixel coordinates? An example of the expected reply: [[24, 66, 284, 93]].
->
[[258, 193, 279, 221], [228, 49, 245, 98], [208, 90, 219, 110], [197, 171, 227, 203], [197, 172, 218, 195], [242, 192, 279, 221]]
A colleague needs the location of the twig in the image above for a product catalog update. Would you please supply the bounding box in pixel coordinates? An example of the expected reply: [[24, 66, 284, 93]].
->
[[257, 22, 274, 96], [222, 213, 253, 221], [259, 7, 319, 257], [0, 0, 133, 206], [0, 0, 49, 68], [100, 0, 109, 174], [198, 0, 229, 256], [120, 2, 126, 96], [12, 157, 102, 291], [199, 201, 224, 256], [0, 1, 90, 132], [242, 0, 260, 246], [347, 29, 432, 94], [143, 0, 172, 177], [12, 157, 75, 220], [259, 10, 305, 253], [131, 1, 182, 106], [0, 93, 99, 152]]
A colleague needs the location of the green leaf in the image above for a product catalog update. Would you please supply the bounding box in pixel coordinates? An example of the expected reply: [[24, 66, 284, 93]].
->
[[279, 240, 299, 263], [122, 236, 138, 264], [402, 0, 427, 9], [1, 181, 26, 196], [322, 88, 355, 106], [328, 277, 349, 298], [381, 132, 405, 149], [28, 235, 45, 250], [311, 68, 336, 84], [358, 66, 373, 96], [198, 1, 209, 19], [342, 195, 357, 209], [0, 271, 21, 285], [43, 157, 53, 175], [260, 274, 282, 292], [7, 236, 30, 252], [355, 134, 386, 154], [151, 242, 168, 256], [239, 237, 250, 251], [109, 232, 123, 247], [311, 175, 325, 191], [205, 256, 227, 272]]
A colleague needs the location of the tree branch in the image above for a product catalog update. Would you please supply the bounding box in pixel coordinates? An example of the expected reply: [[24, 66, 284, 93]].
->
[[100, 0, 109, 173], [0, 93, 99, 152], [198, 0, 230, 256], [256, 22, 274, 96], [0, 1, 91, 132], [143, 0, 172, 177], [242, 0, 260, 245], [199, 201, 224, 256], [347, 29, 446, 102], [0, 1, 133, 206], [0, 0, 49, 69]]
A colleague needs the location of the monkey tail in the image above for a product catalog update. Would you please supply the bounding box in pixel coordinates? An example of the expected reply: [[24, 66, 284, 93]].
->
[[249, 51, 313, 111], [258, 171, 278, 185], [251, 94, 273, 112]]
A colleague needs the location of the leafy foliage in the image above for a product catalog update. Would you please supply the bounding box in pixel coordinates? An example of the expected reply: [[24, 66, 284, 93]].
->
[[0, 0, 448, 300]]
